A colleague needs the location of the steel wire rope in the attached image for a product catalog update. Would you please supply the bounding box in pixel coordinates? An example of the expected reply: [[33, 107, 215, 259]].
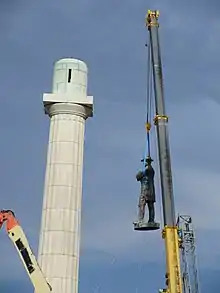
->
[[146, 33, 152, 156], [144, 31, 164, 230], [152, 90, 164, 231], [134, 35, 162, 293], [142, 33, 153, 170], [145, 32, 163, 228]]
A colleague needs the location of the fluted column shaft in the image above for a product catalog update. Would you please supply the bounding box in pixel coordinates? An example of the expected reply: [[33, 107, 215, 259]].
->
[[38, 103, 88, 293]]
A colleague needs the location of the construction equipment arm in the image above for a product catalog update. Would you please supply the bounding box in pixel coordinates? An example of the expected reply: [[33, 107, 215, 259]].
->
[[146, 10, 182, 293], [0, 210, 52, 293]]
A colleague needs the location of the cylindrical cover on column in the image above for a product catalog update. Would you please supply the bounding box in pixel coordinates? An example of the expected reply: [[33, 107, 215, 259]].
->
[[52, 58, 88, 97]]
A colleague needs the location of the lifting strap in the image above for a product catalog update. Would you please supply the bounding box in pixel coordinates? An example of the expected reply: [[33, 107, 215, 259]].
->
[[143, 33, 153, 167]]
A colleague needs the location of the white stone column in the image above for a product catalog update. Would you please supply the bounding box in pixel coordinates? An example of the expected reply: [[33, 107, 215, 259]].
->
[[37, 59, 93, 293]]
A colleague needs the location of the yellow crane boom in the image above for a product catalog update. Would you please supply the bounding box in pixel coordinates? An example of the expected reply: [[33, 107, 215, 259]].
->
[[146, 10, 183, 293]]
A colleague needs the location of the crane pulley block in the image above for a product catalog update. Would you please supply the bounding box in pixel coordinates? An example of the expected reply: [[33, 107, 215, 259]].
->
[[146, 10, 160, 28]]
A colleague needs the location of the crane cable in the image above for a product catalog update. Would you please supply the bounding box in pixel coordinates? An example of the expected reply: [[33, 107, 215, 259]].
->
[[143, 33, 153, 167], [145, 34, 164, 226]]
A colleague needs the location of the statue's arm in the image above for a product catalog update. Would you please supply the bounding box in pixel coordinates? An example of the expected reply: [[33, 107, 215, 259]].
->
[[136, 171, 144, 181]]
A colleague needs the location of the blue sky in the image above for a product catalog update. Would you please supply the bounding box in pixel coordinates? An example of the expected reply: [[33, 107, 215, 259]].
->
[[0, 0, 220, 292]]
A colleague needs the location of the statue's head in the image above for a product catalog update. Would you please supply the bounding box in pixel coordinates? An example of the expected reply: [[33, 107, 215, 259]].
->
[[145, 156, 153, 166]]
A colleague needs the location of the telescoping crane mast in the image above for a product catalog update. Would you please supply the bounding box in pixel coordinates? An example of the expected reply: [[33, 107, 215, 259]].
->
[[146, 10, 182, 293], [0, 210, 52, 293]]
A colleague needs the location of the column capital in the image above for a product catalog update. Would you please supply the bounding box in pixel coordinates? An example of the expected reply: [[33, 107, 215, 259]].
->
[[44, 103, 92, 119]]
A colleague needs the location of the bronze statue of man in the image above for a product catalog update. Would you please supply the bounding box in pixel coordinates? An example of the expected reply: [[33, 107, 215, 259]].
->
[[136, 156, 156, 223]]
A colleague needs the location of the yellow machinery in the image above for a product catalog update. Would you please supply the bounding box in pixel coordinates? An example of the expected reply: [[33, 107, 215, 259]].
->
[[146, 10, 182, 293], [0, 209, 52, 293], [134, 10, 183, 293]]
